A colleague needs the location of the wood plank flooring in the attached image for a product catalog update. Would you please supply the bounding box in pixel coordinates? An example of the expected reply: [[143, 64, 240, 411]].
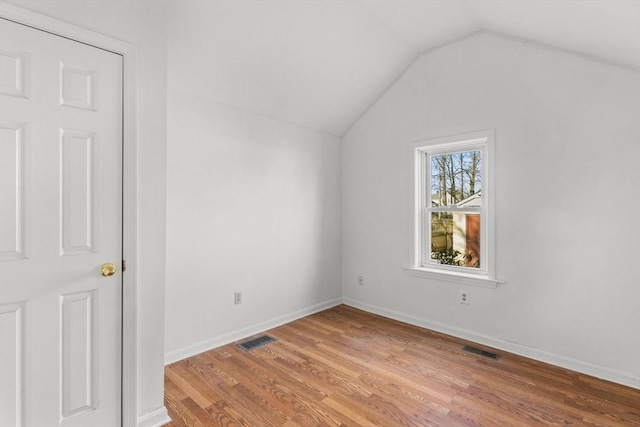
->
[[164, 305, 640, 426]]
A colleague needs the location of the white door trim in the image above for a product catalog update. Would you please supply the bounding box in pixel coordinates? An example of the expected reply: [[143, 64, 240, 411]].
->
[[0, 3, 139, 426]]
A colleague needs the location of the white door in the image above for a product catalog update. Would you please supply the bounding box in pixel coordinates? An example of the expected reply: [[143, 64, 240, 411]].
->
[[0, 18, 122, 427]]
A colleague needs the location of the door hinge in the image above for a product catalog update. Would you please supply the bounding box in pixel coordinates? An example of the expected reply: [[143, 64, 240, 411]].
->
[[122, 259, 127, 272]]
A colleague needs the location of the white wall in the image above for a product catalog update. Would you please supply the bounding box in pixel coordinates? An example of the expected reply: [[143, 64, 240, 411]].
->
[[162, 0, 418, 136], [5, 1, 169, 423], [342, 32, 640, 387], [164, 90, 342, 361]]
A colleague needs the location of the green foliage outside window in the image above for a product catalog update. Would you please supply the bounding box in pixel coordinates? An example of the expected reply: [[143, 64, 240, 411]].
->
[[431, 248, 464, 266]]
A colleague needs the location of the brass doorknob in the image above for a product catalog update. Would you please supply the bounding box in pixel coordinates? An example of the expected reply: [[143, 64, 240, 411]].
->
[[101, 263, 117, 277]]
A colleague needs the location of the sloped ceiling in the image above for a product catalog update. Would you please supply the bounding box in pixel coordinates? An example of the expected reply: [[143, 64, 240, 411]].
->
[[168, 0, 640, 136]]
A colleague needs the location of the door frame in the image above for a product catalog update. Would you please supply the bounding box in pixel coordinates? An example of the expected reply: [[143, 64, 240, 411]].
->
[[0, 3, 139, 426]]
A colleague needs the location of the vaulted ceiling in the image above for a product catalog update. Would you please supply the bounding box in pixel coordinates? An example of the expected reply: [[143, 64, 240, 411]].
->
[[168, 0, 640, 136]]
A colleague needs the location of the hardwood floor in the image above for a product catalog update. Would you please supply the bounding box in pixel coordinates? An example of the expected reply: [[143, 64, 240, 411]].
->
[[164, 305, 640, 426]]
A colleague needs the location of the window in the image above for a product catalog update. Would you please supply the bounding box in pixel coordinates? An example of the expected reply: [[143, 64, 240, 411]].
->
[[408, 130, 499, 287]]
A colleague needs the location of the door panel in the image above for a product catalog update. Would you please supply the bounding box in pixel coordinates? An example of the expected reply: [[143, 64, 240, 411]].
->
[[0, 120, 27, 261], [0, 301, 27, 427], [0, 18, 122, 427], [60, 128, 98, 255]]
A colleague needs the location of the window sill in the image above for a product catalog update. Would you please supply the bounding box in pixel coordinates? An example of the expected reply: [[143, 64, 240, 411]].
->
[[404, 267, 504, 289]]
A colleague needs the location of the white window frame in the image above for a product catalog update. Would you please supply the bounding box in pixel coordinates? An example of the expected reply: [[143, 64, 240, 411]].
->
[[406, 130, 502, 288]]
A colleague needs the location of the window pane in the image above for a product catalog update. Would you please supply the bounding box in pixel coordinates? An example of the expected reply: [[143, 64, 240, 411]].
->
[[430, 212, 481, 268], [430, 150, 481, 207]]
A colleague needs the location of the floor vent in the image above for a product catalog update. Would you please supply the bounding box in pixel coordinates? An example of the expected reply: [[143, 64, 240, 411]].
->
[[462, 345, 499, 360], [237, 335, 277, 352]]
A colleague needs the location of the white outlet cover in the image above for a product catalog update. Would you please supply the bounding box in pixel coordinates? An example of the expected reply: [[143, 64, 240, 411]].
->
[[459, 290, 469, 304]]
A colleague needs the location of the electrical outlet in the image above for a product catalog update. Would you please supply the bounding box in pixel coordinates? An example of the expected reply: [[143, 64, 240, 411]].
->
[[459, 290, 469, 304], [234, 292, 242, 305], [358, 276, 364, 286]]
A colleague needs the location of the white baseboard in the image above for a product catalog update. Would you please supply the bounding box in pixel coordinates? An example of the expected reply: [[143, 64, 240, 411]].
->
[[137, 406, 171, 427], [343, 297, 640, 390], [164, 297, 343, 365]]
